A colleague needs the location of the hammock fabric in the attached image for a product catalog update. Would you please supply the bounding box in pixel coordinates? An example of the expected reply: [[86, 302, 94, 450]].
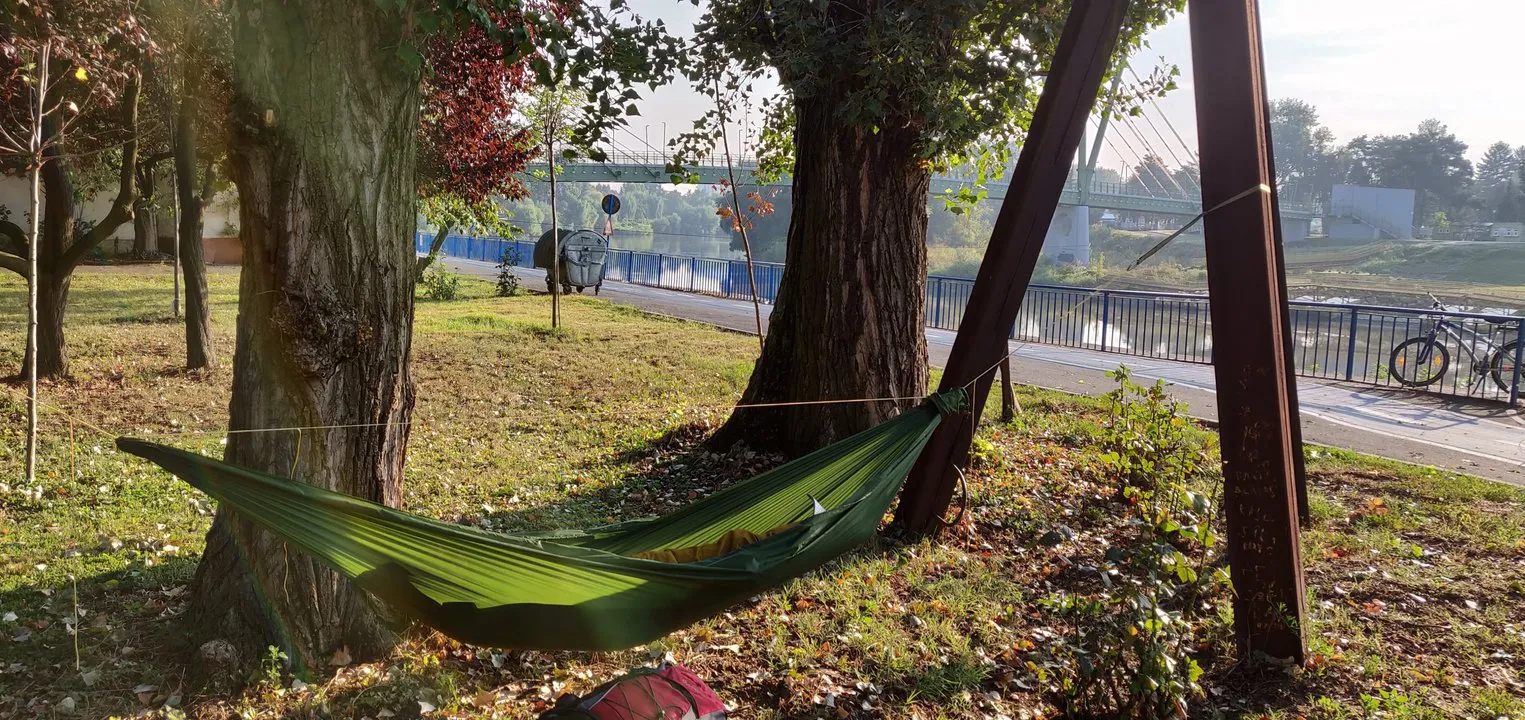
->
[[116, 390, 964, 651]]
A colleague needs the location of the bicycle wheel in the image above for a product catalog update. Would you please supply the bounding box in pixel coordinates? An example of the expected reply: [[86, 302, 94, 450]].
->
[[1490, 340, 1521, 393], [1389, 337, 1449, 387]]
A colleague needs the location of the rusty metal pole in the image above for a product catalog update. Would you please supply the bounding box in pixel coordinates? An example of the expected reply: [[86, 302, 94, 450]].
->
[[1258, 78, 1311, 526], [1188, 0, 1306, 663], [894, 0, 1131, 534]]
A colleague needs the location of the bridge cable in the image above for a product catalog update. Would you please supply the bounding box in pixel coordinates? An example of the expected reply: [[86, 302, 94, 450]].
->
[[1121, 68, 1203, 195], [1126, 65, 1201, 166], [1092, 116, 1163, 199], [1115, 112, 1195, 200]]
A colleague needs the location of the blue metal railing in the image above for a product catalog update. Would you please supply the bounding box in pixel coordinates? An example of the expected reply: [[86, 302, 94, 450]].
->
[[420, 232, 1521, 405]]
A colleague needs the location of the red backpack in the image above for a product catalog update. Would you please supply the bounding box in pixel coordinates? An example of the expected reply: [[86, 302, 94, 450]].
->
[[538, 663, 727, 720]]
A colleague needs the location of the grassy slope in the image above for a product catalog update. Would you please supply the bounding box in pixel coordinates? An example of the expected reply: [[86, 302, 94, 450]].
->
[[0, 267, 1521, 719], [1069, 230, 1525, 305]]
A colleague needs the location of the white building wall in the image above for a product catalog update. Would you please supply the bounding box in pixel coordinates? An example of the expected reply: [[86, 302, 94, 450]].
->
[[0, 175, 239, 253]]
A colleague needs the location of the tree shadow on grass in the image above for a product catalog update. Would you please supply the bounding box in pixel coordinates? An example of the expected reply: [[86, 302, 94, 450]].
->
[[476, 421, 787, 535], [0, 556, 201, 718]]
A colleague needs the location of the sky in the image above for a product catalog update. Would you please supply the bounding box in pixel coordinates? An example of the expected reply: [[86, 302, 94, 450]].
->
[[623, 0, 1525, 174]]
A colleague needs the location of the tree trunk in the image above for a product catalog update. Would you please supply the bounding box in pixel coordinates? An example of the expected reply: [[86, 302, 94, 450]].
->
[[708, 93, 929, 456], [133, 162, 157, 256], [33, 138, 75, 378], [28, 71, 139, 379], [34, 269, 70, 379], [175, 91, 214, 369], [999, 356, 1018, 422], [184, 0, 420, 677], [413, 224, 450, 279]]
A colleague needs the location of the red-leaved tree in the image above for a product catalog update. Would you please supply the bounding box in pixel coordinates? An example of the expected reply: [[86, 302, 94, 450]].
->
[[414, 15, 546, 277]]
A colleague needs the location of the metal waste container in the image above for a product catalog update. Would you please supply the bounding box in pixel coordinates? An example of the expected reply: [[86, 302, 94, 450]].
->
[[534, 228, 608, 295]]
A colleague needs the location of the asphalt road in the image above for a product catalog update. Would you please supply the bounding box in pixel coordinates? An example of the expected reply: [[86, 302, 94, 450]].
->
[[445, 257, 1525, 486]]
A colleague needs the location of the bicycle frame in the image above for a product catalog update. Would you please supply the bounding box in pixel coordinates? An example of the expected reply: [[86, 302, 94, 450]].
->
[[1424, 317, 1504, 365]]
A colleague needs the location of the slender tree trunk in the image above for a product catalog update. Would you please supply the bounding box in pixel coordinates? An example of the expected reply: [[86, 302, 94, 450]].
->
[[24, 41, 47, 485], [413, 224, 451, 279], [24, 169, 37, 483], [709, 93, 930, 456], [175, 91, 214, 369], [999, 356, 1018, 422], [548, 138, 560, 328], [133, 162, 157, 255], [185, 0, 420, 676]]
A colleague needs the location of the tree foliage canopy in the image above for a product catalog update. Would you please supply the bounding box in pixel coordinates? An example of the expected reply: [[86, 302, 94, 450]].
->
[[674, 0, 1182, 188]]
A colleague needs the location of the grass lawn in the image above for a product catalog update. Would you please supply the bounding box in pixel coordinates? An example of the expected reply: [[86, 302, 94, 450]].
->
[[1, 266, 1522, 719]]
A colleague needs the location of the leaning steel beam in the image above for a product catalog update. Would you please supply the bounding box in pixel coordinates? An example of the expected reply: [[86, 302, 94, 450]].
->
[[1188, 0, 1307, 663], [893, 0, 1132, 534]]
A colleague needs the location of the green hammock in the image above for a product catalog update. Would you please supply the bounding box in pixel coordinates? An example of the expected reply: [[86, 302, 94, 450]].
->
[[116, 390, 965, 651]]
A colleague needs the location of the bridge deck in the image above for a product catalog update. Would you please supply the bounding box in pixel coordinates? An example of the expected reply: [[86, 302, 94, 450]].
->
[[529, 159, 1321, 219]]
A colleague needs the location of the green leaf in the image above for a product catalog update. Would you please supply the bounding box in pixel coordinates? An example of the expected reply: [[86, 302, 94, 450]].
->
[[397, 44, 424, 74]]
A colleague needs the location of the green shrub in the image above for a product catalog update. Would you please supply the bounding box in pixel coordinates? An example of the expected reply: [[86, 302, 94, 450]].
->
[[421, 267, 461, 301], [495, 246, 522, 297], [1036, 366, 1225, 718]]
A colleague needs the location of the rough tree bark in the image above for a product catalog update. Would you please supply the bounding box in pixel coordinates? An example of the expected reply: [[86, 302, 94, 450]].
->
[[183, 0, 420, 675], [708, 92, 929, 456], [174, 85, 215, 370], [133, 160, 158, 255], [35, 136, 74, 378]]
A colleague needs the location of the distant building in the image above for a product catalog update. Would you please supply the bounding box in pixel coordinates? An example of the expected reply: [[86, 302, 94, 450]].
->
[[1488, 222, 1523, 240], [1326, 184, 1416, 240]]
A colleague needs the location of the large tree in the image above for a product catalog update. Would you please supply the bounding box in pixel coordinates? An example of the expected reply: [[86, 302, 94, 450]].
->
[[182, 0, 675, 674], [1475, 141, 1520, 213], [413, 17, 541, 277], [1340, 120, 1473, 227], [143, 0, 233, 370], [1268, 98, 1339, 203], [0, 0, 153, 378], [690, 0, 1180, 455]]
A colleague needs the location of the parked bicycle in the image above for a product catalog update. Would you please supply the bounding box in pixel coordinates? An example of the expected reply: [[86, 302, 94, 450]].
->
[[1389, 294, 1520, 392]]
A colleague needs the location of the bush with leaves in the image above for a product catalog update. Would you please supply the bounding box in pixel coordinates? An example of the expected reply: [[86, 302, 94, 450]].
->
[[1036, 366, 1226, 718], [495, 246, 522, 297], [421, 267, 461, 301]]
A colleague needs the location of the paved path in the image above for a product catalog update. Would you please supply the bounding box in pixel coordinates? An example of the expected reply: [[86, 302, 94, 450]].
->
[[445, 257, 1525, 485]]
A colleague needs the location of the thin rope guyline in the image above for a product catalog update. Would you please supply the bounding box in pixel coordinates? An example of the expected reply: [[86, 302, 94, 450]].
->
[[1128, 183, 1271, 270]]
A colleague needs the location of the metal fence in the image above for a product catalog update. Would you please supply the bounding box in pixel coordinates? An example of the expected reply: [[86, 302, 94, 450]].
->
[[420, 232, 1522, 406]]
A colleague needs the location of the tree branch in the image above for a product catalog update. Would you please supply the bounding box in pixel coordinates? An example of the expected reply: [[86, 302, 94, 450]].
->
[[0, 218, 26, 255], [61, 68, 141, 271], [199, 158, 218, 204], [0, 250, 24, 278], [414, 224, 451, 280]]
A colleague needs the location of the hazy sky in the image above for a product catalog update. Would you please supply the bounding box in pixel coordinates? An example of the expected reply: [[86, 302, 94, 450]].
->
[[624, 0, 1525, 173]]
